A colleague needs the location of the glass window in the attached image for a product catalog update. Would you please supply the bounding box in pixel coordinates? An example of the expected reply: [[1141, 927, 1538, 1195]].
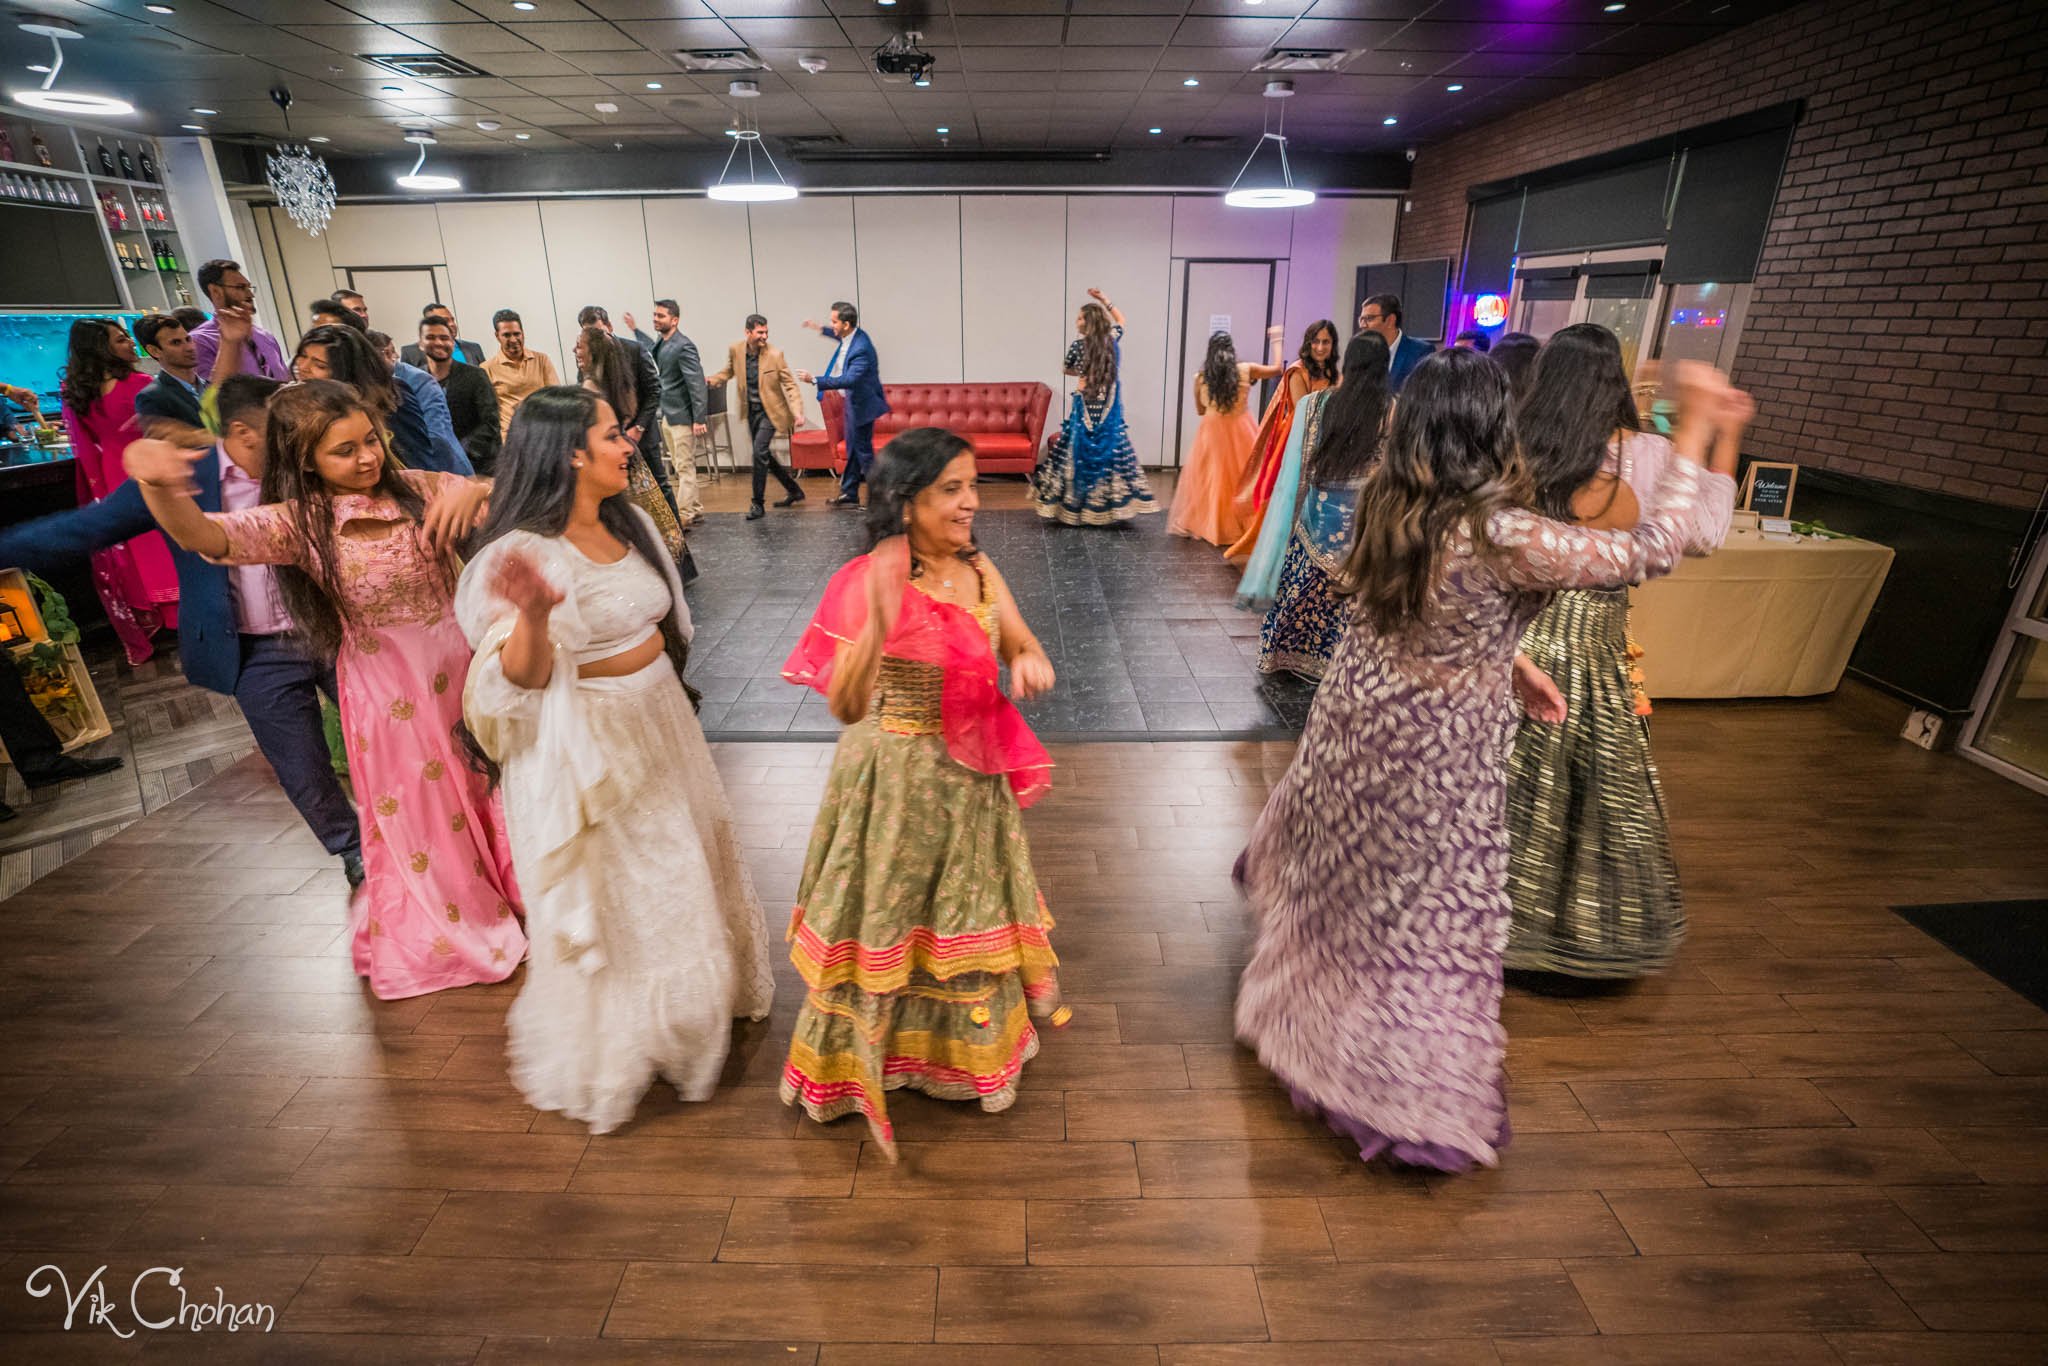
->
[[1585, 295, 1651, 379], [1517, 294, 1574, 342], [1972, 634, 2048, 781], [1656, 282, 1732, 367]]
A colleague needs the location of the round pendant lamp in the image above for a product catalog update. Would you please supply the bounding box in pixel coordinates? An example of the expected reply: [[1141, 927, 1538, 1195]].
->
[[10, 24, 134, 117], [707, 106, 797, 202], [395, 130, 460, 192], [1223, 80, 1313, 209]]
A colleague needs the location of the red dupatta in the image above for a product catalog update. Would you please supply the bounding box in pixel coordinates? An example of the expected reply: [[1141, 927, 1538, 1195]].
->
[[782, 554, 1053, 808]]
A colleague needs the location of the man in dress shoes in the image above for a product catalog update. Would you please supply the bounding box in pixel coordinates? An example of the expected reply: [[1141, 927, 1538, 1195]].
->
[[795, 301, 889, 508], [1358, 292, 1436, 394], [0, 375, 365, 886], [575, 304, 677, 517], [132, 311, 205, 434], [626, 299, 710, 525], [706, 314, 808, 521], [400, 304, 485, 367]]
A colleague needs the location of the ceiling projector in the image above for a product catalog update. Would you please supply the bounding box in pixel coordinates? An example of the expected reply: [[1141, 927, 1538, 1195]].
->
[[873, 33, 934, 85]]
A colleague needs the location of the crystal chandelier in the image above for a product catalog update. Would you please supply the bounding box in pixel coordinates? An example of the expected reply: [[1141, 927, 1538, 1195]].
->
[[263, 86, 337, 237]]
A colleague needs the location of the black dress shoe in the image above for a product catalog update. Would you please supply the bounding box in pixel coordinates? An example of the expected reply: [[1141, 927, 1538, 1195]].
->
[[775, 489, 806, 508], [828, 494, 861, 509], [21, 753, 124, 788], [343, 851, 366, 889], [746, 503, 766, 521]]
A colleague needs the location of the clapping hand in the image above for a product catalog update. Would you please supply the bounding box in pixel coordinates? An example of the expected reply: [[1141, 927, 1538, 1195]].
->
[[123, 437, 205, 495], [491, 549, 562, 620]]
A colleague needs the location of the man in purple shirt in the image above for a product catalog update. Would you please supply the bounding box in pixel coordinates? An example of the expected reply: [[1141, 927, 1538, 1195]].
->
[[191, 258, 290, 384]]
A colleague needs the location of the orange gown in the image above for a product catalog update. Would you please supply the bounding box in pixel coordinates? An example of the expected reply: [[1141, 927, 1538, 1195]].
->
[[1167, 366, 1261, 547], [1223, 363, 1333, 565]]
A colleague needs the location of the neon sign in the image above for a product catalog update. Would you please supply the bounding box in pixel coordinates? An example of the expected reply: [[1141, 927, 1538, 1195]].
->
[[1472, 294, 1507, 328]]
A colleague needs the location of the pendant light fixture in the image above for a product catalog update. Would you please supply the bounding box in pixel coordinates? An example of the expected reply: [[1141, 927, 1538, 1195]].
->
[[706, 98, 797, 202], [1223, 80, 1314, 209], [263, 87, 337, 237], [395, 129, 460, 192], [10, 23, 134, 117]]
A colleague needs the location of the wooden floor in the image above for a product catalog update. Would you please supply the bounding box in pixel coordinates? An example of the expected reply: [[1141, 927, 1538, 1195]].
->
[[0, 686, 2044, 1361]]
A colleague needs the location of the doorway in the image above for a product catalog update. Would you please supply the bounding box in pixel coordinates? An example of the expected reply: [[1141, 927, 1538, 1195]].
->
[[1173, 259, 1277, 467], [343, 266, 442, 329], [1962, 526, 2048, 795]]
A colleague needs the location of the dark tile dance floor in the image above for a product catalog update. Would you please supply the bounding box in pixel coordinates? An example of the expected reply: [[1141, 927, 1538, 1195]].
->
[[687, 504, 1318, 742]]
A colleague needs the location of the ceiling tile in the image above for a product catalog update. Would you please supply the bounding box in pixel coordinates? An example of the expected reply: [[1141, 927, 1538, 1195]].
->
[[389, 25, 544, 56], [957, 46, 1064, 72], [614, 19, 749, 48], [1169, 17, 1296, 48], [509, 22, 643, 51], [723, 18, 849, 47], [343, 1, 493, 20], [1267, 18, 1411, 48], [1067, 17, 1181, 46]]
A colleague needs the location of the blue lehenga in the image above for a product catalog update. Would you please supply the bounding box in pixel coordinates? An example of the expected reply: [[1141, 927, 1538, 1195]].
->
[[1235, 388, 1327, 610], [1251, 394, 1361, 680], [1034, 325, 1159, 526]]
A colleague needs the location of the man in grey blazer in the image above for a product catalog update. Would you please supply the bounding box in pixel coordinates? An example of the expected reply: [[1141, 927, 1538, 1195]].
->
[[629, 299, 710, 524]]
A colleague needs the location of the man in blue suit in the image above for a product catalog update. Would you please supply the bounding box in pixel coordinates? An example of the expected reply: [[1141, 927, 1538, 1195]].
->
[[1358, 292, 1437, 395], [795, 301, 890, 507], [0, 376, 364, 886]]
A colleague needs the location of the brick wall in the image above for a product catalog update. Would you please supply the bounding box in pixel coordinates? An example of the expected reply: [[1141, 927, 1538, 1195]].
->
[[1397, 0, 2048, 508]]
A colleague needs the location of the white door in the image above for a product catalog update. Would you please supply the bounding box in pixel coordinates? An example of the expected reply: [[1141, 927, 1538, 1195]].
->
[[1173, 260, 1276, 467], [343, 266, 441, 330]]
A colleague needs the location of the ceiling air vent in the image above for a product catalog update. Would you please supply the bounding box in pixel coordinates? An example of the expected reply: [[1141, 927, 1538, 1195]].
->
[[783, 134, 846, 151], [1179, 134, 1239, 148], [363, 53, 493, 80], [1253, 47, 1357, 73], [675, 47, 765, 73]]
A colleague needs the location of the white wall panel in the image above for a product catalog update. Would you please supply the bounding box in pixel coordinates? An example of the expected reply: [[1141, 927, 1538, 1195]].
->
[[1064, 195, 1175, 466], [320, 204, 446, 272], [433, 200, 561, 369], [642, 196, 761, 454], [961, 195, 1068, 401], [236, 204, 289, 347], [747, 196, 856, 430], [1169, 195, 1299, 261], [256, 205, 338, 346], [1333, 197, 1400, 332], [540, 199, 655, 371], [852, 196, 963, 385]]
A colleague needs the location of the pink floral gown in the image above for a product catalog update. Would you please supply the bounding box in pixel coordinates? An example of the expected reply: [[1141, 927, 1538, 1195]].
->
[[208, 470, 527, 999], [62, 372, 181, 664]]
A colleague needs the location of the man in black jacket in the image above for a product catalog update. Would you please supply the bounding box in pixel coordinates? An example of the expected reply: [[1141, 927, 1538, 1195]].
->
[[414, 316, 501, 475], [131, 311, 205, 434], [399, 303, 484, 367], [576, 304, 676, 516]]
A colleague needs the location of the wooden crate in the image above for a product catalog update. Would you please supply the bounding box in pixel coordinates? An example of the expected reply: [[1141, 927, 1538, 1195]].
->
[[0, 567, 114, 756]]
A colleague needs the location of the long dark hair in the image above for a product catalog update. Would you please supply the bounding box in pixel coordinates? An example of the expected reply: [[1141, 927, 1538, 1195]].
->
[[1200, 332, 1241, 413], [59, 318, 133, 414], [865, 427, 979, 577], [296, 324, 396, 416], [1305, 332, 1392, 486], [262, 379, 428, 661], [1077, 301, 1117, 402], [581, 326, 637, 430], [458, 386, 696, 787], [1341, 347, 1532, 632], [1297, 319, 1340, 386], [1490, 331, 1540, 403], [1518, 322, 1640, 522]]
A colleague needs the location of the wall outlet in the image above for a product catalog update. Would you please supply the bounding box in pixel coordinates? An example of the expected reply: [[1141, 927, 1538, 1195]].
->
[[1901, 709, 1946, 751]]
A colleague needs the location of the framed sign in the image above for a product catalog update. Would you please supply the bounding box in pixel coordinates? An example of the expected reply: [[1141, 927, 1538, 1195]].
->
[[1741, 461, 1798, 519]]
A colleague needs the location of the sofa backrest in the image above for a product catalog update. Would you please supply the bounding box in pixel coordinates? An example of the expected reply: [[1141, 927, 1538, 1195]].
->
[[821, 381, 1052, 447]]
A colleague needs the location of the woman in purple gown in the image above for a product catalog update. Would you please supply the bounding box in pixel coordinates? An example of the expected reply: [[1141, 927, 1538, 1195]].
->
[[1233, 349, 1746, 1171]]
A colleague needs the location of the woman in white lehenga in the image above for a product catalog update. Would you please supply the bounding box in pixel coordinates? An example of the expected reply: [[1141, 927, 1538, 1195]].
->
[[456, 384, 773, 1134]]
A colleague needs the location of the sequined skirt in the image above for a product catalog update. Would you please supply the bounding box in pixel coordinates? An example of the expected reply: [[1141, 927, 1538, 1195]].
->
[[1257, 532, 1350, 680], [1504, 587, 1684, 979]]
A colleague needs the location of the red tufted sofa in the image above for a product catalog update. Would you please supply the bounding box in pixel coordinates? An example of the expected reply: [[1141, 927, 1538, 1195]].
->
[[799, 382, 1053, 476]]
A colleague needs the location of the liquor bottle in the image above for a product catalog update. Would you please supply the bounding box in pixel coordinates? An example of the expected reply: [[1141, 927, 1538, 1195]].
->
[[166, 239, 181, 272], [96, 139, 115, 176], [0, 128, 14, 162], [32, 128, 52, 167], [140, 197, 155, 225], [112, 241, 130, 271], [116, 141, 136, 179], [138, 144, 157, 182], [0, 174, 18, 199]]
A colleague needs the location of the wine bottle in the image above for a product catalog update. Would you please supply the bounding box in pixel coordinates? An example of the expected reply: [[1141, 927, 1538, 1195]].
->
[[96, 139, 115, 175], [167, 240, 182, 272], [138, 144, 157, 181], [117, 142, 136, 179], [32, 129, 52, 168], [113, 241, 130, 271]]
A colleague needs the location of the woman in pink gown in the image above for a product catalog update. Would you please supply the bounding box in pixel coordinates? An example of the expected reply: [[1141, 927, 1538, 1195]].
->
[[125, 379, 526, 1000], [58, 318, 180, 664]]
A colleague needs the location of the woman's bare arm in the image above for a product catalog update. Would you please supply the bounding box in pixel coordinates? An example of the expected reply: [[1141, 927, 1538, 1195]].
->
[[124, 438, 231, 559]]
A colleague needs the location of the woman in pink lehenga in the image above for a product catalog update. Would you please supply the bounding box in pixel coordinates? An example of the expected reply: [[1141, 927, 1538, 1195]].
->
[[126, 379, 526, 1000], [59, 318, 180, 664]]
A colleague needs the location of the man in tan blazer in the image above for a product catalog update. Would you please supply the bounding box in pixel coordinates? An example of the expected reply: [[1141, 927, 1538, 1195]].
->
[[708, 313, 808, 519]]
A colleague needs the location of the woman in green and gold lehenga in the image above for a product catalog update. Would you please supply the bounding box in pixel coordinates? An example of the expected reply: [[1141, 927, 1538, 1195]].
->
[[1505, 326, 1743, 979], [780, 427, 1064, 1156]]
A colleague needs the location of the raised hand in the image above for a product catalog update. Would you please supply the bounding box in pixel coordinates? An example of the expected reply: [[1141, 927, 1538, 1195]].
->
[[122, 437, 205, 495], [793, 369, 814, 385], [622, 311, 637, 332], [491, 549, 563, 620], [800, 318, 819, 332], [1086, 287, 1108, 304], [217, 304, 252, 346]]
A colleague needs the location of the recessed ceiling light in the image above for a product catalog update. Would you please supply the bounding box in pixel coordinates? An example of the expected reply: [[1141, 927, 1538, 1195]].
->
[[1383, 116, 1398, 125], [477, 119, 501, 130], [192, 106, 217, 114], [381, 84, 404, 93], [180, 123, 204, 130], [308, 135, 330, 143], [146, 4, 175, 13], [26, 64, 50, 73], [594, 101, 618, 112], [1183, 77, 1201, 87], [724, 128, 739, 137], [1445, 83, 1463, 92], [515, 132, 531, 140], [913, 74, 930, 87], [1605, 2, 1626, 9], [512, 1, 536, 9], [645, 81, 663, 89], [1148, 126, 1162, 134], [879, 0, 897, 6], [935, 125, 948, 133]]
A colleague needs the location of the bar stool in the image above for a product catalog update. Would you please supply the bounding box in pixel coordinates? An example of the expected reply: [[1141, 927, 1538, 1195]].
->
[[700, 382, 733, 482]]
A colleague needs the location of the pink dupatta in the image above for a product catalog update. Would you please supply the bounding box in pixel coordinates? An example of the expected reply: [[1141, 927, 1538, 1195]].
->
[[783, 555, 1053, 808]]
